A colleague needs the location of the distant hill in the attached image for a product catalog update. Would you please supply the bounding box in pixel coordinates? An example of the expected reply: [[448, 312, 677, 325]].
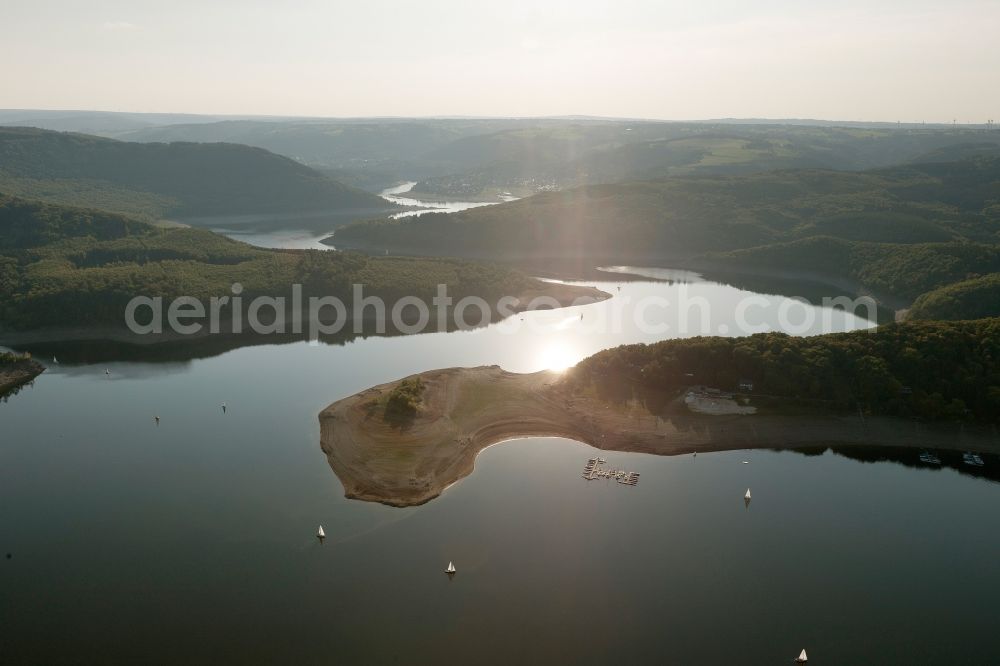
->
[[0, 127, 396, 222], [336, 156, 1000, 256], [114, 118, 538, 183], [116, 118, 866, 195], [0, 109, 231, 135], [20, 113, 998, 201], [407, 125, 1000, 199], [334, 156, 1000, 315], [908, 142, 1000, 164]]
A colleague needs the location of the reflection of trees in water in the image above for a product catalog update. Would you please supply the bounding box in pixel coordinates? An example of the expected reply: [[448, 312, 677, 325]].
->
[[8, 316, 498, 366], [0, 356, 44, 403], [1, 379, 35, 403], [577, 379, 999, 481], [788, 444, 1000, 483], [699, 269, 894, 324], [590, 380, 710, 435]]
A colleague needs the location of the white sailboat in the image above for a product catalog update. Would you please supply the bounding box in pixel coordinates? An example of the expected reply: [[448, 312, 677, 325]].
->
[[795, 648, 808, 662], [317, 525, 325, 540], [445, 561, 456, 574], [745, 488, 752, 500]]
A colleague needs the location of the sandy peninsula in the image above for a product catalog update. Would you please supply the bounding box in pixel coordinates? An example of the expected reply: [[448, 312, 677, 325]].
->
[[319, 365, 1000, 507]]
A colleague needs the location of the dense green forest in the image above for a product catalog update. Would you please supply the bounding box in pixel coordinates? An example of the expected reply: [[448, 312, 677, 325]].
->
[[0, 195, 536, 330], [336, 155, 1000, 316], [708, 237, 1000, 304], [569, 319, 1000, 422], [0, 127, 395, 221], [907, 273, 1000, 320]]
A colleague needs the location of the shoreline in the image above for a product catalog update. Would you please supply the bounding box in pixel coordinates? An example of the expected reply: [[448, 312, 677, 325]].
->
[[0, 282, 609, 347], [0, 358, 45, 397], [397, 189, 526, 205], [319, 366, 1000, 507], [314, 243, 898, 313], [177, 204, 408, 229]]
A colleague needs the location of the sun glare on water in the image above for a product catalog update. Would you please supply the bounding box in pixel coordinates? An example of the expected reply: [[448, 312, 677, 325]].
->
[[537, 343, 579, 372]]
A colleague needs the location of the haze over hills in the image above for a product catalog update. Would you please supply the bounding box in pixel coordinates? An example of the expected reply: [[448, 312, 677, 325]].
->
[[7, 110, 999, 198], [408, 124, 1000, 200], [3, 112, 1000, 321], [114, 120, 1000, 199], [0, 126, 396, 223]]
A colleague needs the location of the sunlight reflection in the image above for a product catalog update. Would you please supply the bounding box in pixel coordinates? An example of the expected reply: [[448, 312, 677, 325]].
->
[[536, 343, 579, 372]]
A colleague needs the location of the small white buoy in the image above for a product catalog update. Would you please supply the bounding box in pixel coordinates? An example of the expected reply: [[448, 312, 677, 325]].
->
[[446, 561, 456, 574], [317, 525, 325, 541], [795, 648, 808, 663], [741, 460, 750, 464]]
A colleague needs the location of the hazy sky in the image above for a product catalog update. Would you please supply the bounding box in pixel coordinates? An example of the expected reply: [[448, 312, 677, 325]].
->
[[3, 0, 999, 121]]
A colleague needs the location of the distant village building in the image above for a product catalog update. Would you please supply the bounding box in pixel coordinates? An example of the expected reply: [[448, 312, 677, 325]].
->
[[738, 379, 754, 392]]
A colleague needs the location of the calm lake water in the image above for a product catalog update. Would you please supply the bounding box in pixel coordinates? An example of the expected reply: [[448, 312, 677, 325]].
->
[[2, 271, 998, 665], [380, 181, 516, 219], [213, 182, 509, 249]]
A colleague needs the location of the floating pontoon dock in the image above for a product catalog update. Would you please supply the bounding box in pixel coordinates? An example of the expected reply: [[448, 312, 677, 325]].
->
[[582, 457, 640, 486]]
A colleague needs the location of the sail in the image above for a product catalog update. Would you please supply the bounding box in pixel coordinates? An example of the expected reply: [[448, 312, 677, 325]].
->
[[797, 648, 808, 662], [744, 488, 751, 500], [446, 561, 456, 573], [317, 526, 325, 538]]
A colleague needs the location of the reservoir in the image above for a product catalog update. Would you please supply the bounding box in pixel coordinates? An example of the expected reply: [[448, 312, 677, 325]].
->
[[207, 181, 508, 249], [2, 271, 997, 665]]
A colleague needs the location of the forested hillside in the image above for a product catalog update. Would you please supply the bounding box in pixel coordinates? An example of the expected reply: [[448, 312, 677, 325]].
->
[[708, 238, 1000, 304], [0, 127, 395, 221], [338, 155, 1000, 254], [0, 195, 538, 330], [335, 156, 1000, 316], [907, 273, 1000, 320], [569, 319, 1000, 422]]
